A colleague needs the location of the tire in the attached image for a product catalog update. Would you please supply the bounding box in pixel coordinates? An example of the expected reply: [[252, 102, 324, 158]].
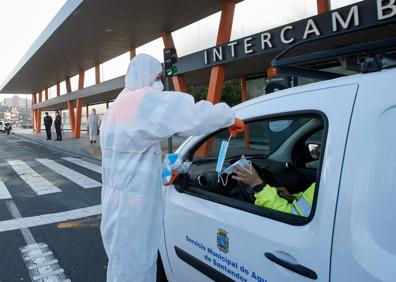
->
[[156, 253, 168, 282]]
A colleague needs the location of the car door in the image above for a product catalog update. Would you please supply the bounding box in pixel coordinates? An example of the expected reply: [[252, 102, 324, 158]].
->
[[163, 83, 358, 282]]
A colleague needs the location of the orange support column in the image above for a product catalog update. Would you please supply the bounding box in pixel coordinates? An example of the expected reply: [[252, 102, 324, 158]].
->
[[130, 48, 136, 60], [207, 0, 235, 103], [241, 77, 250, 148], [32, 93, 36, 131], [56, 82, 60, 97], [161, 32, 188, 92], [65, 77, 72, 93], [65, 77, 75, 134], [95, 64, 101, 84], [196, 0, 236, 157], [68, 100, 75, 133], [36, 91, 43, 133], [317, 0, 330, 14], [44, 88, 48, 100], [74, 99, 83, 138], [73, 70, 85, 138]]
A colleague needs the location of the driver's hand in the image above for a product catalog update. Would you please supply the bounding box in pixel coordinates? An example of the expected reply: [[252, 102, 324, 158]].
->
[[232, 165, 263, 187], [277, 186, 295, 202]]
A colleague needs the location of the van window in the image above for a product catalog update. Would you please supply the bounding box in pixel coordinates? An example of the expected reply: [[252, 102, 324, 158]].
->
[[184, 114, 326, 225]]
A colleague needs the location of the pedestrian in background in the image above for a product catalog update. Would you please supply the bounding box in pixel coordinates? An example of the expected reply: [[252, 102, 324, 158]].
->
[[4, 122, 11, 135], [87, 108, 100, 143], [43, 112, 53, 140], [54, 110, 62, 141]]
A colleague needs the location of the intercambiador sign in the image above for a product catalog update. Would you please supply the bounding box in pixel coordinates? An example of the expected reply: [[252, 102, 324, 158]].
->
[[175, 0, 396, 74]]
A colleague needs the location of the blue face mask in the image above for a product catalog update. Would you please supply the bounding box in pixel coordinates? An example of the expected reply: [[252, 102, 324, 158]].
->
[[215, 136, 232, 173], [222, 158, 252, 175], [162, 153, 191, 186]]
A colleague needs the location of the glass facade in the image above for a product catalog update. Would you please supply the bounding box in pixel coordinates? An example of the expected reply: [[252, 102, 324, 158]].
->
[[59, 102, 109, 131]]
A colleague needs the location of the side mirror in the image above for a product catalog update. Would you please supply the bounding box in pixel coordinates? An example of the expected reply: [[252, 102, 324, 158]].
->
[[307, 143, 321, 160], [173, 173, 190, 193]]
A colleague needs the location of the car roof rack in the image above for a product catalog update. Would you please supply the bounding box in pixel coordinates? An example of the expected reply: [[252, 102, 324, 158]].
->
[[271, 21, 396, 76]]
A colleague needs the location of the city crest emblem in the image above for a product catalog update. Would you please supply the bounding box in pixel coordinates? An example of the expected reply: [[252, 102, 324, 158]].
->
[[217, 228, 229, 253]]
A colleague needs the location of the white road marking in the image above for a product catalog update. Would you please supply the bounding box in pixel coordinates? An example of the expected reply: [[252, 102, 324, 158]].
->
[[21, 243, 46, 253], [0, 204, 101, 232], [7, 160, 61, 195], [0, 179, 12, 199], [32, 268, 64, 280], [6, 200, 70, 282], [28, 259, 58, 270], [62, 157, 102, 174], [6, 200, 36, 244], [25, 251, 53, 261], [21, 243, 68, 281], [36, 158, 102, 189]]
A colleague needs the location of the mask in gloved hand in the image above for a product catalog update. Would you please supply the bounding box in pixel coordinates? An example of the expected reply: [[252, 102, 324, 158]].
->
[[151, 80, 164, 91], [162, 153, 191, 186]]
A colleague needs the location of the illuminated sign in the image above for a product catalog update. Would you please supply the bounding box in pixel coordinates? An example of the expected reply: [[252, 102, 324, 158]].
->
[[175, 0, 396, 74]]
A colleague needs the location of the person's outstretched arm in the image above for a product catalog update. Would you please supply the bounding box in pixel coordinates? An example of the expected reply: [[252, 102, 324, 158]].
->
[[136, 91, 236, 139]]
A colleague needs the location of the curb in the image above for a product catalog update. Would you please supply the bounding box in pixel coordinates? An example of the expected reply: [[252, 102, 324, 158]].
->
[[12, 132, 101, 161]]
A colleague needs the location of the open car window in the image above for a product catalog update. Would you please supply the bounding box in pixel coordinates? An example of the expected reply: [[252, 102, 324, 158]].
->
[[179, 113, 326, 225]]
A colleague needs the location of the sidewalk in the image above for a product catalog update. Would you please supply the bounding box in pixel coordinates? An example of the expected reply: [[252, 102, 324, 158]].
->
[[12, 129, 187, 161]]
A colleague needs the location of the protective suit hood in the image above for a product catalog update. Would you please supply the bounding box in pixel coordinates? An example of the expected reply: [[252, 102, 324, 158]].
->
[[124, 54, 162, 91]]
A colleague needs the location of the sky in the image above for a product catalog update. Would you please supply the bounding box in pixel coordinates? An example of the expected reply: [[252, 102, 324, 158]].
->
[[0, 0, 360, 100]]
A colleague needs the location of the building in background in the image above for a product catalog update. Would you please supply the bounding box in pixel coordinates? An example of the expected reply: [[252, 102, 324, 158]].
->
[[3, 95, 31, 110], [0, 96, 32, 128]]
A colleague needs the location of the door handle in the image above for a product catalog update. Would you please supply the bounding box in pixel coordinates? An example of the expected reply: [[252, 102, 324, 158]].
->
[[264, 252, 318, 280]]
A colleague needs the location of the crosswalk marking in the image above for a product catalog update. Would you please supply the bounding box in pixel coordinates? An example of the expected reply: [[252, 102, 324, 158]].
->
[[62, 157, 102, 174], [7, 160, 61, 195], [0, 180, 12, 199], [36, 158, 101, 189]]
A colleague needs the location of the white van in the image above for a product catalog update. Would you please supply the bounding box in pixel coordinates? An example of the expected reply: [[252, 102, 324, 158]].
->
[[158, 67, 396, 282]]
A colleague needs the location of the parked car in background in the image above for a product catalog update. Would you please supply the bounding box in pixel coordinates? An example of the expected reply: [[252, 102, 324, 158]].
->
[[0, 120, 5, 133]]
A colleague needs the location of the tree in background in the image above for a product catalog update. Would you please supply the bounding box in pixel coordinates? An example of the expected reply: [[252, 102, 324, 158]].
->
[[188, 79, 242, 107]]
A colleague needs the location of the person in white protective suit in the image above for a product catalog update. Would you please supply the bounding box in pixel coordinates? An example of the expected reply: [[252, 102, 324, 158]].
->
[[99, 53, 244, 282], [88, 108, 101, 143]]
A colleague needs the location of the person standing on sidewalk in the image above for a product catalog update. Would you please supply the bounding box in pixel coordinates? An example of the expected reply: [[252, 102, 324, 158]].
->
[[87, 108, 100, 143], [54, 110, 62, 141], [4, 122, 11, 135], [99, 54, 244, 282], [43, 112, 53, 140]]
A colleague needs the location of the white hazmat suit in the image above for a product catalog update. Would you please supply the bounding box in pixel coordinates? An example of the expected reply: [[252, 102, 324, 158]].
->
[[100, 54, 235, 282], [88, 111, 100, 142]]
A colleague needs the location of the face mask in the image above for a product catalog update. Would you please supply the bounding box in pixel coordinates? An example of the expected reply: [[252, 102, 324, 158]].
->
[[151, 80, 164, 91], [222, 158, 252, 175], [215, 135, 232, 174], [162, 153, 191, 186]]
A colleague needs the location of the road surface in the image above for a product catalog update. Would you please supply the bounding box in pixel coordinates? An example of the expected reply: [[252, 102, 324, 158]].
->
[[0, 133, 107, 282]]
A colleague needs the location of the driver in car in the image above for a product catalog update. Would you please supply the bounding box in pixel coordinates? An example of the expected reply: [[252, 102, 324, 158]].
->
[[232, 165, 315, 217]]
